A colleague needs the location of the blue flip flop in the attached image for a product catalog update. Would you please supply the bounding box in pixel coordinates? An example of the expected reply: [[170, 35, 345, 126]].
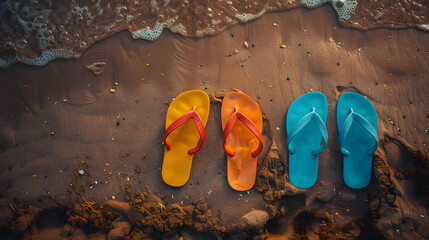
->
[[337, 92, 378, 189], [286, 92, 328, 188]]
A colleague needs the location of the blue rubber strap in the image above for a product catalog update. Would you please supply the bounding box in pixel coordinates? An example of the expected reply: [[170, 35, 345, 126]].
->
[[287, 108, 328, 156], [339, 108, 378, 156]]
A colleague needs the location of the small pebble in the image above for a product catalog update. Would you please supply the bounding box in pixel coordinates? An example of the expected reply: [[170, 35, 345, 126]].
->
[[244, 41, 249, 48], [276, 127, 280, 131], [51, 132, 55, 136], [112, 196, 115, 200], [337, 62, 340, 66], [287, 77, 290, 81], [79, 170, 84, 175]]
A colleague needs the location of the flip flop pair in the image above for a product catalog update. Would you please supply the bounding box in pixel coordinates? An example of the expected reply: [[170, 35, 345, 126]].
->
[[162, 90, 263, 191], [287, 92, 378, 189]]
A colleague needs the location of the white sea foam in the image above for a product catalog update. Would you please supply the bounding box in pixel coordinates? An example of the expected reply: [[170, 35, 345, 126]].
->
[[132, 16, 179, 40], [0, 0, 426, 68], [132, 22, 164, 41], [17, 49, 76, 67], [302, 0, 357, 21], [196, 27, 215, 36], [169, 23, 187, 35], [419, 24, 429, 31], [235, 8, 267, 23]]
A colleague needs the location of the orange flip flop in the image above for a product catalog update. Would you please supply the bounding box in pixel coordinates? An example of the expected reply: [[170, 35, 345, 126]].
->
[[162, 90, 210, 187], [222, 92, 263, 191]]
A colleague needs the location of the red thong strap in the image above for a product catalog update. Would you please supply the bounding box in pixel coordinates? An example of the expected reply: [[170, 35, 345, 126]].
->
[[223, 109, 263, 158], [163, 108, 206, 155]]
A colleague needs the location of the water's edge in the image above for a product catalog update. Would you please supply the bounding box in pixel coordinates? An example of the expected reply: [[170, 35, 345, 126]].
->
[[0, 0, 427, 69]]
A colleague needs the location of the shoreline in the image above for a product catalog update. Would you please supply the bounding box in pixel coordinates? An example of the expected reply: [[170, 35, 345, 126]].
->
[[1, 0, 428, 69]]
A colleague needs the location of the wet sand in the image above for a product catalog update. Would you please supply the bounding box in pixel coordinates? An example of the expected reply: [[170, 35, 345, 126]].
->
[[0, 6, 428, 239]]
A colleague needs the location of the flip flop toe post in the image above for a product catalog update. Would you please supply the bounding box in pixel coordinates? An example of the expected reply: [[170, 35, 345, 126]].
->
[[286, 92, 328, 189]]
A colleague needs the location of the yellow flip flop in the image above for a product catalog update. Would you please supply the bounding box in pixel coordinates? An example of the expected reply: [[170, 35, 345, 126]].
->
[[222, 92, 263, 191], [162, 90, 210, 187]]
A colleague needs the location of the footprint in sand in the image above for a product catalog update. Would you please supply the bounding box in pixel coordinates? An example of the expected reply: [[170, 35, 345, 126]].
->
[[16, 69, 43, 115]]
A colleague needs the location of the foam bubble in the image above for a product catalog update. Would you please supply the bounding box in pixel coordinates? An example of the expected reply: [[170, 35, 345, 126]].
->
[[132, 21, 164, 41], [301, 0, 357, 21], [4, 42, 13, 49], [37, 28, 55, 50], [419, 24, 429, 31], [16, 40, 27, 49], [196, 27, 215, 36], [17, 18, 34, 37], [17, 49, 76, 67], [126, 15, 133, 23], [235, 9, 266, 23], [169, 23, 187, 35], [212, 19, 221, 26], [150, 0, 160, 12], [132, 16, 178, 41], [86, 12, 95, 25]]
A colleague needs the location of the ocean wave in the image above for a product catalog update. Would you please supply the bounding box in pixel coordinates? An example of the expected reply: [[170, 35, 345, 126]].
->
[[0, 0, 427, 69]]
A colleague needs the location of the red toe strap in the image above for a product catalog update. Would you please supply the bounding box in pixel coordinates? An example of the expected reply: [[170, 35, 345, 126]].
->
[[163, 108, 206, 155], [223, 110, 263, 158]]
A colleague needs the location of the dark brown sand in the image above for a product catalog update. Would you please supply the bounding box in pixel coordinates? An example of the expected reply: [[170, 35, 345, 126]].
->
[[0, 6, 428, 239]]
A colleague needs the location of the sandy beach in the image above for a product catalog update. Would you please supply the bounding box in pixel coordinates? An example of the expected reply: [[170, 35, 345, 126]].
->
[[0, 5, 428, 239]]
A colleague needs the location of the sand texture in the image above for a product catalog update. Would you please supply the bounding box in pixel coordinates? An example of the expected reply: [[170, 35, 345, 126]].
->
[[0, 6, 428, 239]]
